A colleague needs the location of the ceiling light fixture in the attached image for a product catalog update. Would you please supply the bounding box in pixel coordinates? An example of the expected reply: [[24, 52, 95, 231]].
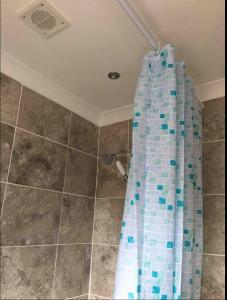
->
[[108, 72, 120, 80]]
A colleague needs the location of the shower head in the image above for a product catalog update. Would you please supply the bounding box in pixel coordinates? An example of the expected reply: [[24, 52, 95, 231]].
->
[[101, 153, 115, 165], [101, 153, 128, 182]]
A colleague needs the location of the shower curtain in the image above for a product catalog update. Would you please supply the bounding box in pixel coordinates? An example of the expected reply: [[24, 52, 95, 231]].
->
[[114, 44, 203, 300]]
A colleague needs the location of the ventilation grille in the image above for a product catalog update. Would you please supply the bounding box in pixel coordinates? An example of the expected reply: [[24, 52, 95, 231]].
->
[[19, 0, 70, 38]]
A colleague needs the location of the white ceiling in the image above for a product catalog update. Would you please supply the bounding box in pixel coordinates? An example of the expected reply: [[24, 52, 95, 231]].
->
[[1, 0, 225, 114]]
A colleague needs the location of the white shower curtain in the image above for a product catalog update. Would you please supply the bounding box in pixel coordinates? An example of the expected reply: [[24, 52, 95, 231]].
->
[[114, 44, 203, 300]]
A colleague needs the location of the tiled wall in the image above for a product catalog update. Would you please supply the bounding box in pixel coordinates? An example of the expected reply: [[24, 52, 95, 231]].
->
[[0, 73, 98, 300], [201, 97, 225, 299], [89, 120, 131, 299]]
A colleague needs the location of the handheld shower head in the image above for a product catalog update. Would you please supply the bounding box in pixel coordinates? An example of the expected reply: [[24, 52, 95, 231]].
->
[[116, 159, 128, 182]]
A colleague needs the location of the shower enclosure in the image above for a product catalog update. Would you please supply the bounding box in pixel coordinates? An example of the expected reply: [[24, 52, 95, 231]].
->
[[0, 73, 225, 299]]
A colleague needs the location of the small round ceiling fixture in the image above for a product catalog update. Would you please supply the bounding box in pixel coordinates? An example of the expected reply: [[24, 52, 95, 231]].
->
[[108, 72, 120, 80]]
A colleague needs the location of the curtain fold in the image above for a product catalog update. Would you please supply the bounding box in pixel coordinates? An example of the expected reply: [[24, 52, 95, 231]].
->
[[113, 44, 203, 300]]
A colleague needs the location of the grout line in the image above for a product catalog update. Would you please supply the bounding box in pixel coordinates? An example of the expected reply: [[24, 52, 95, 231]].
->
[[0, 242, 119, 249], [51, 111, 72, 300], [1, 243, 92, 248], [93, 243, 119, 248], [0, 244, 58, 249], [1, 244, 58, 248], [88, 126, 100, 297], [0, 120, 97, 159], [0, 120, 13, 127], [202, 138, 225, 144], [63, 191, 95, 199], [67, 111, 73, 147], [50, 178, 64, 299], [0, 180, 125, 200], [0, 120, 15, 128], [203, 253, 225, 257], [1, 181, 95, 199], [5, 181, 63, 194], [91, 294, 111, 299], [18, 126, 97, 159], [0, 85, 23, 218], [67, 143, 97, 159], [66, 294, 89, 299], [18, 127, 56, 143]]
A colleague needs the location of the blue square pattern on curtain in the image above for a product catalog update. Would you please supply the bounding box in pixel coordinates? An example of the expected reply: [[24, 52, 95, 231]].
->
[[113, 45, 203, 300]]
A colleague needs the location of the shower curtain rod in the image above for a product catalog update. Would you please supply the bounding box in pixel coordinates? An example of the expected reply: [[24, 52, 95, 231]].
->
[[116, 0, 204, 108], [116, 0, 160, 51]]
